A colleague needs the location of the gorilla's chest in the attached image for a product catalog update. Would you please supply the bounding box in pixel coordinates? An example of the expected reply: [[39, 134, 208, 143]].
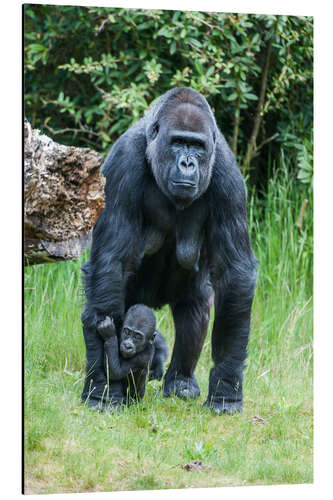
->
[[142, 186, 208, 272], [127, 235, 207, 309]]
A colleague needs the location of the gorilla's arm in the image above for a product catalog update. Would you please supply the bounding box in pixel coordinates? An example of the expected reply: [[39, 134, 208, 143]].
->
[[98, 316, 154, 381], [81, 125, 149, 406], [83, 124, 148, 330], [149, 331, 169, 380]]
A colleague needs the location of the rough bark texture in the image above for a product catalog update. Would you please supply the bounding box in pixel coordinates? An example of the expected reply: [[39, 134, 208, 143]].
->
[[24, 118, 105, 265]]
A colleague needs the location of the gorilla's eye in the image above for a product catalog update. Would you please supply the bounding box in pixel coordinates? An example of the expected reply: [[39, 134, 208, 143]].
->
[[191, 142, 205, 152]]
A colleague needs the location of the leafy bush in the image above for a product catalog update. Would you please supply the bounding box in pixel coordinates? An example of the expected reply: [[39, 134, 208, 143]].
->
[[24, 5, 313, 183]]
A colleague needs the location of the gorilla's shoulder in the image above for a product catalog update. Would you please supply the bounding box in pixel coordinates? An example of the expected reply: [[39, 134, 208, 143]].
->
[[101, 117, 148, 178]]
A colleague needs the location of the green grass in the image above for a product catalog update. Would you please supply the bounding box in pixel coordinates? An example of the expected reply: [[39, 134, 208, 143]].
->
[[24, 158, 313, 494]]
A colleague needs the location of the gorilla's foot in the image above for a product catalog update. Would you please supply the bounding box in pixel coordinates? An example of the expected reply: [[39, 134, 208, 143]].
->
[[148, 366, 164, 381], [163, 374, 200, 399], [82, 396, 123, 413], [203, 398, 242, 415]]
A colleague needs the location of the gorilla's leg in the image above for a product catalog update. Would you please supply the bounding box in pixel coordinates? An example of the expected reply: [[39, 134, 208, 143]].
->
[[81, 310, 124, 411], [124, 368, 149, 404], [163, 294, 210, 399], [204, 270, 256, 414]]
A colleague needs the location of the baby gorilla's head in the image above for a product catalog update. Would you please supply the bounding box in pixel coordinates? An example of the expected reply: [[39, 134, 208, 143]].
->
[[120, 305, 156, 359]]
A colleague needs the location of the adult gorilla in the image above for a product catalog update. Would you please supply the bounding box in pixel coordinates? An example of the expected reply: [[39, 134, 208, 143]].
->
[[81, 87, 257, 414]]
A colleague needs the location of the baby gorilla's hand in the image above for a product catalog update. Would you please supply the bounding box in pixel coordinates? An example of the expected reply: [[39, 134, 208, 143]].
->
[[97, 316, 116, 340]]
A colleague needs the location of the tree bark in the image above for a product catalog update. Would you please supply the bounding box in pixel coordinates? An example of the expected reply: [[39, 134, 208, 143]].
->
[[24, 118, 105, 265]]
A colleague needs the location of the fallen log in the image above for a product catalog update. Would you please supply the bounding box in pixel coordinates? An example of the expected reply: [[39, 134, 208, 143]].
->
[[24, 118, 105, 265]]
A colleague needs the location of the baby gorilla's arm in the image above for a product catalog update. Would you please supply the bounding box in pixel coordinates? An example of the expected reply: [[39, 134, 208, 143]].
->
[[97, 316, 153, 381]]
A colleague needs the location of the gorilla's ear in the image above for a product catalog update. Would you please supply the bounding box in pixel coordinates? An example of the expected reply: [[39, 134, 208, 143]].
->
[[212, 130, 217, 144], [147, 121, 159, 141], [149, 330, 157, 344]]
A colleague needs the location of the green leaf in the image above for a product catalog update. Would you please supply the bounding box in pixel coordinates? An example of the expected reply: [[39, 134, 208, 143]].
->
[[227, 92, 238, 101], [101, 132, 110, 142], [137, 21, 153, 30], [206, 66, 215, 77], [28, 43, 46, 52], [194, 60, 204, 75]]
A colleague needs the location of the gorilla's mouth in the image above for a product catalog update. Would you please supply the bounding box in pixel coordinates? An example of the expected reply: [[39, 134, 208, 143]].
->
[[120, 346, 135, 358], [171, 180, 196, 188], [169, 179, 197, 198]]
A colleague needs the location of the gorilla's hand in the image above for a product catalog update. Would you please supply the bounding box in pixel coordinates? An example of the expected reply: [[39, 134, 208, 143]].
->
[[97, 316, 116, 340]]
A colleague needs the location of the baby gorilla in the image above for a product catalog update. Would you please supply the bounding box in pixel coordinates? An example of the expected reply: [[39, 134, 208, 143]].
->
[[97, 304, 168, 404]]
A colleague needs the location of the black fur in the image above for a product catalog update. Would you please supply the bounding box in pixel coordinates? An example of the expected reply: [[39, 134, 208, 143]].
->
[[81, 87, 257, 413]]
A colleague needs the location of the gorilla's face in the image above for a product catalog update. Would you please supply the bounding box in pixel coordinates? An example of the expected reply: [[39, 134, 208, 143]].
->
[[119, 305, 156, 359], [147, 102, 216, 210]]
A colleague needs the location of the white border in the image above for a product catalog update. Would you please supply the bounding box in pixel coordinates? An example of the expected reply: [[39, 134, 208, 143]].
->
[[3, 1, 331, 499]]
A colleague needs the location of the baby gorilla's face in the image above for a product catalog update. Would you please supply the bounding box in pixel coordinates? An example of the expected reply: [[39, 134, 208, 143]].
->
[[119, 326, 151, 359], [120, 305, 157, 359]]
